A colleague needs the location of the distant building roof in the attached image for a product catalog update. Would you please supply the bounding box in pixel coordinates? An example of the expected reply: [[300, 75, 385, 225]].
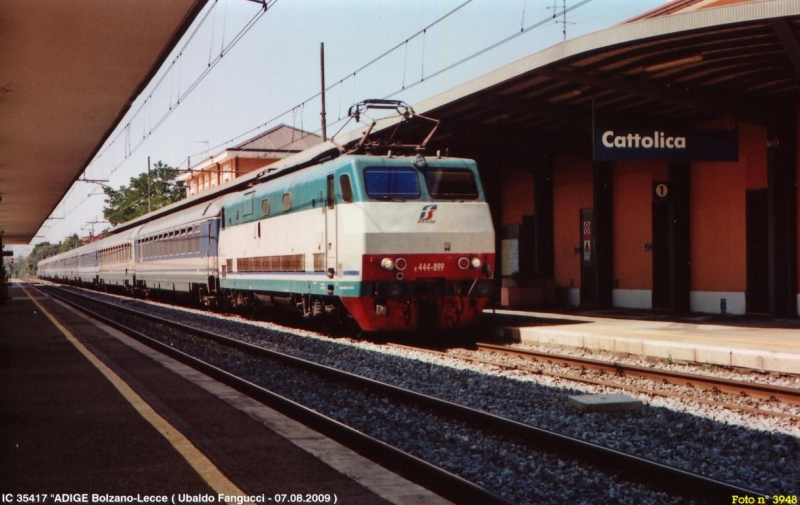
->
[[178, 124, 323, 183], [231, 124, 322, 154]]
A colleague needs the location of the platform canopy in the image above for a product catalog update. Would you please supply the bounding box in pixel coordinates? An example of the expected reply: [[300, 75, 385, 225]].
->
[[0, 0, 208, 244], [357, 0, 800, 158]]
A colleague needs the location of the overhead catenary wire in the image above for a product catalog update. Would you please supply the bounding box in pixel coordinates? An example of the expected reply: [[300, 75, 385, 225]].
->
[[520, 0, 527, 32], [89, 0, 274, 181], [420, 29, 426, 82], [186, 0, 594, 165], [186, 0, 475, 161], [84, 0, 222, 174], [44, 0, 595, 240], [402, 40, 409, 90], [384, 0, 593, 99], [40, 0, 274, 238], [186, 0, 592, 167], [146, 4, 270, 147], [208, 0, 218, 66], [220, 0, 229, 54]]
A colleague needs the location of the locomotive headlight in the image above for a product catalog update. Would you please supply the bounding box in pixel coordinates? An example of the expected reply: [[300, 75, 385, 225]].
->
[[471, 257, 482, 269], [381, 257, 395, 270], [457, 257, 470, 270], [395, 257, 407, 271]]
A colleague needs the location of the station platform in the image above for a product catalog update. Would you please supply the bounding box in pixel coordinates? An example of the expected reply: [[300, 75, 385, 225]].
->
[[0, 281, 449, 504], [488, 307, 800, 374]]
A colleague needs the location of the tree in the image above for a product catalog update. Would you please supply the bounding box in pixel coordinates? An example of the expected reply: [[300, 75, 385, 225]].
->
[[103, 161, 185, 226], [60, 234, 82, 253], [25, 242, 60, 275], [11, 255, 26, 277]]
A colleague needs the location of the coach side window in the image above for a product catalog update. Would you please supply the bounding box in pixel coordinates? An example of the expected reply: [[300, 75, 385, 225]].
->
[[243, 191, 255, 216], [261, 198, 270, 216], [282, 193, 292, 212]]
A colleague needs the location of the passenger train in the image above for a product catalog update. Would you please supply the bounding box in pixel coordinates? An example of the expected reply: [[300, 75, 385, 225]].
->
[[38, 101, 497, 334]]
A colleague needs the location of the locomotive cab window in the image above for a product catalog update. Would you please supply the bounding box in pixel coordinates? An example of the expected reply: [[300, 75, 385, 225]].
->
[[363, 167, 420, 200], [424, 169, 479, 200]]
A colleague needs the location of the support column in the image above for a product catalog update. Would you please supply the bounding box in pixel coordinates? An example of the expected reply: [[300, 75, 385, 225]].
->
[[669, 162, 692, 313], [533, 156, 554, 279], [593, 161, 614, 309], [767, 113, 798, 317]]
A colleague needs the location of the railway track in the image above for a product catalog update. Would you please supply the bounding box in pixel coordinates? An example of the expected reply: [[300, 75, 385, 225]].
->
[[37, 284, 767, 503], [36, 284, 506, 504], [388, 341, 800, 422], [470, 342, 800, 420]]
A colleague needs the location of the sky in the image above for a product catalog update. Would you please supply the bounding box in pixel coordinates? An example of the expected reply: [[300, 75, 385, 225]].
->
[[27, 0, 667, 256]]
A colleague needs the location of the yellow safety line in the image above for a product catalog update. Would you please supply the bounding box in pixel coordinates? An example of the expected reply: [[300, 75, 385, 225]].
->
[[21, 284, 245, 496]]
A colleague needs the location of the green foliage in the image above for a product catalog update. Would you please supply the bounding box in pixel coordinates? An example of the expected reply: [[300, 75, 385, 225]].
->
[[103, 161, 185, 226], [26, 242, 60, 275], [60, 234, 82, 253], [11, 255, 26, 277]]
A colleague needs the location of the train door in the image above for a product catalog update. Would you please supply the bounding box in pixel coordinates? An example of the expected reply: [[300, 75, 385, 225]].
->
[[205, 219, 219, 277], [579, 209, 596, 307], [325, 174, 338, 277]]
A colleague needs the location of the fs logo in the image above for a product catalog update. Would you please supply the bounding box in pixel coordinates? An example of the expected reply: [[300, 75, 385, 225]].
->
[[418, 204, 437, 224]]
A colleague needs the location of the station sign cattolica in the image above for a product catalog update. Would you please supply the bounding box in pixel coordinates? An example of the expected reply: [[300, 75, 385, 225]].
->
[[593, 127, 738, 162]]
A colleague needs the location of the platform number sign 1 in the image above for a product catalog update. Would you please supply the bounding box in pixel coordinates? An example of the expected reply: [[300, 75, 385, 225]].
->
[[653, 181, 670, 200]]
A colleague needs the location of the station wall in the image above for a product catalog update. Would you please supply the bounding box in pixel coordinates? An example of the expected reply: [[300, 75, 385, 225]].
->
[[500, 168, 534, 226], [690, 122, 766, 314], [552, 156, 592, 307], [612, 161, 668, 309], [497, 120, 798, 316]]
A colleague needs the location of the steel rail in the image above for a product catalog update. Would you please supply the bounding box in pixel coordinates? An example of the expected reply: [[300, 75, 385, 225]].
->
[[390, 343, 800, 422], [476, 342, 800, 406], [36, 285, 509, 505], [43, 285, 765, 503]]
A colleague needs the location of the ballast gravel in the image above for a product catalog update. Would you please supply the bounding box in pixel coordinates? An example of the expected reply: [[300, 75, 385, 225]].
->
[[59, 288, 799, 503]]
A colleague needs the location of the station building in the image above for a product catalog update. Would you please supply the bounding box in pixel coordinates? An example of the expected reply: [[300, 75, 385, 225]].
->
[[405, 0, 800, 317], [179, 125, 321, 198]]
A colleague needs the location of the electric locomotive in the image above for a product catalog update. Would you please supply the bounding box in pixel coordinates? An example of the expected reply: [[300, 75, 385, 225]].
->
[[217, 100, 496, 332]]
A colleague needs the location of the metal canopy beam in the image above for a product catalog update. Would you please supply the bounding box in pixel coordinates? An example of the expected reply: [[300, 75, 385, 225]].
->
[[533, 68, 772, 126], [770, 17, 800, 79]]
